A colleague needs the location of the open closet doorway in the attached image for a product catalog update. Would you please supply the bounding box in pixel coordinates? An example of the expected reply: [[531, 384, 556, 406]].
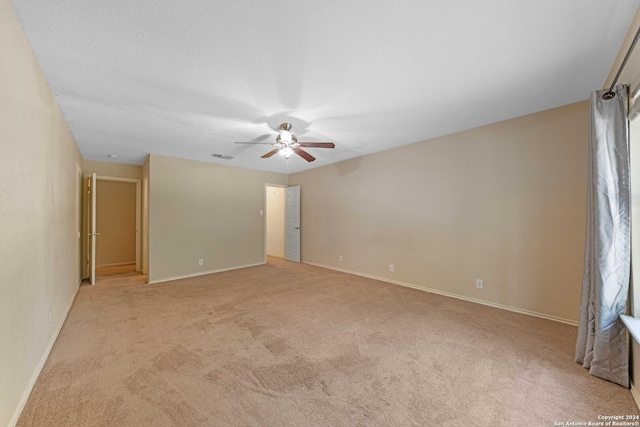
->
[[83, 175, 141, 284], [265, 185, 286, 259]]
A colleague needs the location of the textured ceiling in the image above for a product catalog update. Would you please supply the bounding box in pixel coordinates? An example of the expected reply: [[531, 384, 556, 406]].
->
[[10, 0, 640, 174]]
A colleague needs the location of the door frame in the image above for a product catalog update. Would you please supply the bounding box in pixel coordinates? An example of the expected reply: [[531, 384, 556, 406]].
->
[[82, 175, 142, 278]]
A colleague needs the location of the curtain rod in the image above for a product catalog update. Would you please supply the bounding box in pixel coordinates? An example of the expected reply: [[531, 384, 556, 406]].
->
[[603, 23, 640, 99]]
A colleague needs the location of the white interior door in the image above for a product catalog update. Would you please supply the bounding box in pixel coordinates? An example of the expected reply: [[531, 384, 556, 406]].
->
[[89, 173, 98, 285], [285, 186, 301, 262]]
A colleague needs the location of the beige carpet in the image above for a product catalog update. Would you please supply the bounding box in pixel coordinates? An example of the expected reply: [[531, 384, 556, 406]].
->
[[18, 258, 639, 426]]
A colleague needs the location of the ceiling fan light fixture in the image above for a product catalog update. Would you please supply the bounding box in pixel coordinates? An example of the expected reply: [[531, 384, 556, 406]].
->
[[290, 135, 299, 147], [281, 146, 294, 159]]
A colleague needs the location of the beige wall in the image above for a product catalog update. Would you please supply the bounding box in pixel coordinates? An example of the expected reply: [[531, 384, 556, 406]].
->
[[0, 1, 82, 425], [266, 186, 286, 257], [96, 180, 137, 266], [290, 101, 588, 323], [148, 155, 288, 283], [83, 159, 143, 180]]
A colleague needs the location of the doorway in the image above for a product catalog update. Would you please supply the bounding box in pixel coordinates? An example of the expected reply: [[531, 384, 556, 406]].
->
[[265, 185, 286, 258], [96, 179, 137, 266], [83, 175, 141, 284], [265, 184, 301, 263]]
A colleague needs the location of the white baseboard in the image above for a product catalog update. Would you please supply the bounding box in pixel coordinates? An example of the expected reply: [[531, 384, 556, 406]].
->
[[303, 261, 578, 326], [631, 381, 640, 410], [148, 261, 266, 284], [9, 283, 80, 427]]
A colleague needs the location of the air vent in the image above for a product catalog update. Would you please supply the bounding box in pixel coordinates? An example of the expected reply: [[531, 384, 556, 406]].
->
[[211, 153, 234, 160]]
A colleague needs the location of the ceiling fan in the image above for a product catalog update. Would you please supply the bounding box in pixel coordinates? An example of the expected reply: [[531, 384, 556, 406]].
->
[[235, 123, 335, 162]]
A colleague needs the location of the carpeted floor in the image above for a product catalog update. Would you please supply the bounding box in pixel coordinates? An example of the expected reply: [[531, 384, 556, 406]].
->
[[18, 258, 639, 426]]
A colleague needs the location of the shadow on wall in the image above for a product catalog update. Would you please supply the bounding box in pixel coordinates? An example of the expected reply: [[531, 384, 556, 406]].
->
[[335, 157, 362, 177]]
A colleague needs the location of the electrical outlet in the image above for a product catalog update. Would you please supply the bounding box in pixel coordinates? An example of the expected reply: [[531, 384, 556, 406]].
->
[[389, 264, 395, 272], [476, 279, 484, 289], [260, 210, 264, 216], [339, 255, 343, 262], [198, 259, 204, 266]]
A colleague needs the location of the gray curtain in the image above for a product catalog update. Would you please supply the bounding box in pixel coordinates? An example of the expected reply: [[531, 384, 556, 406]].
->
[[575, 84, 630, 387]]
